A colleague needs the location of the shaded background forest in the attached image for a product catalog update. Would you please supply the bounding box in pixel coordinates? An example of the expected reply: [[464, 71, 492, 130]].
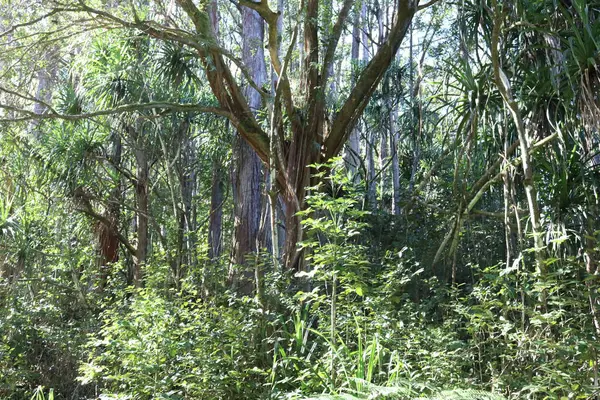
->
[[1, 0, 600, 398]]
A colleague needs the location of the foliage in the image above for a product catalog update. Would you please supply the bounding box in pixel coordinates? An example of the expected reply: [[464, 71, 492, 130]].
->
[[78, 289, 270, 399], [1, 0, 600, 399]]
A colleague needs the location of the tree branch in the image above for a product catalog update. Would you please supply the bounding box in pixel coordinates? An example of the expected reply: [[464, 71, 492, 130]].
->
[[172, 0, 271, 162], [417, 0, 442, 10], [325, 0, 416, 160], [75, 201, 137, 257], [321, 0, 355, 85], [0, 101, 233, 123]]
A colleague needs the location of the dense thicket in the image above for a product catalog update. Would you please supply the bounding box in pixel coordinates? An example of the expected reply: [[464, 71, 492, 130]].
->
[[1, 0, 600, 398]]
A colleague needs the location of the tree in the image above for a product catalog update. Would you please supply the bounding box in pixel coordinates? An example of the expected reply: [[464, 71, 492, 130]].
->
[[0, 0, 419, 271], [229, 2, 268, 293]]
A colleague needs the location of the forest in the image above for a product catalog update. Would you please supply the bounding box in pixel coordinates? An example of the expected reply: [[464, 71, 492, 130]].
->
[[1, 0, 599, 398]]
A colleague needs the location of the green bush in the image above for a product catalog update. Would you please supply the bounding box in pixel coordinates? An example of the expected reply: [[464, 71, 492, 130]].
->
[[78, 288, 271, 399]]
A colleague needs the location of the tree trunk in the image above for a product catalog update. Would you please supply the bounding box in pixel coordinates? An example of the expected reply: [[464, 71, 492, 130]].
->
[[408, 24, 418, 193], [127, 120, 149, 289], [208, 158, 224, 261], [390, 106, 401, 215], [181, 124, 196, 272], [491, 0, 546, 306], [170, 0, 415, 271], [268, 0, 284, 269], [362, 2, 377, 209], [387, 12, 401, 214], [379, 132, 389, 207], [133, 144, 148, 288], [31, 48, 57, 139], [322, 0, 334, 96], [229, 5, 267, 294], [502, 133, 517, 268], [376, 0, 389, 207], [207, 0, 222, 267], [231, 138, 262, 293], [366, 130, 377, 209], [344, 6, 362, 178], [98, 131, 122, 290]]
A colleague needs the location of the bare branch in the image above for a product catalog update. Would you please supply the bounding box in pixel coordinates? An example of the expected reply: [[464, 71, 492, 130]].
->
[[417, 0, 442, 10], [0, 101, 232, 123], [0, 8, 78, 39], [325, 0, 416, 160], [0, 85, 58, 115], [322, 0, 355, 85]]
